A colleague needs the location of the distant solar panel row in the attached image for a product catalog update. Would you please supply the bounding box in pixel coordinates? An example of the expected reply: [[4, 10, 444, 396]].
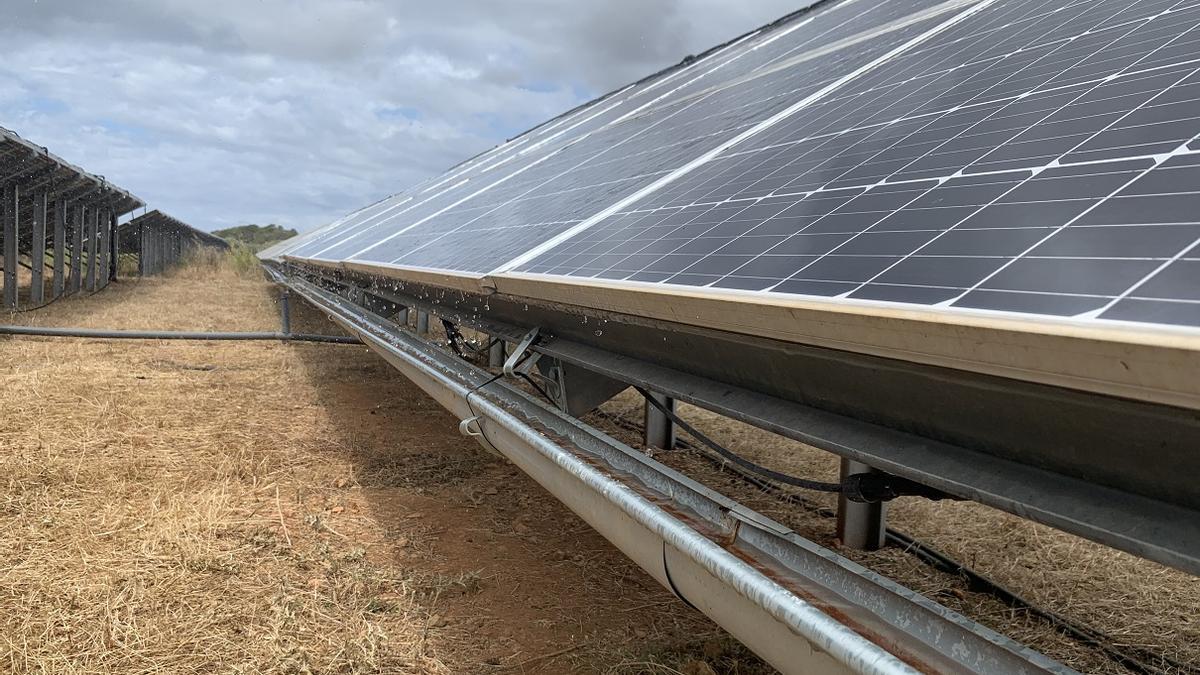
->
[[272, 0, 1200, 329]]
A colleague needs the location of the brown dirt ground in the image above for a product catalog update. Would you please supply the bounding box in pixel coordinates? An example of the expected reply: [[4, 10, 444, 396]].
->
[[2, 254, 1198, 674]]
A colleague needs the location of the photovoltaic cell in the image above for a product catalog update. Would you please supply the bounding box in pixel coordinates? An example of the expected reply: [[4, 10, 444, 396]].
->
[[338, 7, 953, 272], [272, 0, 1200, 333], [281, 0, 957, 269], [516, 0, 1200, 328]]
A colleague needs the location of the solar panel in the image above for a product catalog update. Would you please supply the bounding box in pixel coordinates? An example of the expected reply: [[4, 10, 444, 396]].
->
[[346, 7, 964, 273], [277, 0, 964, 273], [509, 0, 1200, 327], [288, 23, 832, 265], [269, 0, 1200, 340]]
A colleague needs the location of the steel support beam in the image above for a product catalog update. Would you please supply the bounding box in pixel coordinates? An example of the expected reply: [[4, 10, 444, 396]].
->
[[279, 289, 291, 334], [97, 208, 109, 289], [152, 225, 161, 274], [69, 204, 83, 294], [136, 222, 146, 276], [85, 207, 97, 291], [489, 338, 505, 368], [147, 226, 156, 274], [107, 211, 118, 282], [52, 198, 66, 297], [416, 310, 430, 335], [30, 191, 47, 305], [157, 228, 166, 273], [160, 228, 166, 272], [2, 183, 16, 309], [837, 459, 887, 551], [644, 391, 676, 450]]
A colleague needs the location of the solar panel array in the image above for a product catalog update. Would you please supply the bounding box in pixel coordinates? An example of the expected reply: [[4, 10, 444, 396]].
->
[[267, 0, 1200, 330]]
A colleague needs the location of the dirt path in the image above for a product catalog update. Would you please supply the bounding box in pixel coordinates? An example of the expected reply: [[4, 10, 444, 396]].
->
[[0, 260, 762, 674]]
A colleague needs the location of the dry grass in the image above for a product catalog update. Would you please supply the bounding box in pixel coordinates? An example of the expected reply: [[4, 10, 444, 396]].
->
[[0, 257, 772, 675], [0, 259, 449, 673]]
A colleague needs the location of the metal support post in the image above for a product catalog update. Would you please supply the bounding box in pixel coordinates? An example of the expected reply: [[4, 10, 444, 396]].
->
[[488, 338, 505, 368], [142, 226, 151, 275], [108, 211, 118, 282], [98, 209, 110, 288], [85, 208, 97, 291], [95, 208, 105, 288], [279, 289, 291, 335], [137, 223, 147, 276], [149, 226, 160, 275], [2, 183, 17, 310], [396, 307, 409, 325], [416, 310, 429, 335], [643, 392, 676, 450], [52, 198, 66, 297], [30, 191, 47, 304], [69, 204, 83, 293], [837, 458, 887, 551]]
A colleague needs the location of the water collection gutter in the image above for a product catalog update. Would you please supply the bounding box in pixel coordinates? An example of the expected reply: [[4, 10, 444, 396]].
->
[[278, 272, 1074, 675]]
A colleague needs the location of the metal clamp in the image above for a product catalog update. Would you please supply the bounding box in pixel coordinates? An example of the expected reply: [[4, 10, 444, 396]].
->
[[459, 416, 484, 438], [501, 327, 565, 406], [503, 327, 542, 377]]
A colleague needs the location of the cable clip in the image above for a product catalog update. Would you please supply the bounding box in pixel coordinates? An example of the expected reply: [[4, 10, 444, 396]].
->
[[458, 416, 484, 438]]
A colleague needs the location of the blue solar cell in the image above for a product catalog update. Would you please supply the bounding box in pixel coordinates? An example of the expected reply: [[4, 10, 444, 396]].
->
[[516, 0, 1200, 328], [275, 0, 1200, 331]]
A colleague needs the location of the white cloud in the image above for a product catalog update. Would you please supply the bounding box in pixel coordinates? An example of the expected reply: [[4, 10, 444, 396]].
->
[[0, 0, 805, 232]]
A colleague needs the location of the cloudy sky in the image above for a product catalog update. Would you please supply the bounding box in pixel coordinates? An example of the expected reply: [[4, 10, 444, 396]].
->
[[0, 1, 805, 233]]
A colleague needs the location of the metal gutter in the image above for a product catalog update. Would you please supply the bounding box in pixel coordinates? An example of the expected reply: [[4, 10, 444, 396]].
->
[[277, 271, 1074, 675], [275, 261, 1200, 576]]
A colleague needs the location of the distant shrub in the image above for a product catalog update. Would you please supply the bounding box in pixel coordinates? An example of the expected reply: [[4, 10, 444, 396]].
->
[[212, 224, 298, 252], [228, 243, 261, 277]]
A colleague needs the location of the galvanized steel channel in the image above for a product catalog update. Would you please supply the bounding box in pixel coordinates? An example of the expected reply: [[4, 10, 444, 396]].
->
[[275, 271, 1074, 675]]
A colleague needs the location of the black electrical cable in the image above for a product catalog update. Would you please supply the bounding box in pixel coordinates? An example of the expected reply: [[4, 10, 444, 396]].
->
[[591, 410, 1190, 675], [0, 324, 361, 344], [440, 321, 555, 406], [441, 318, 500, 358], [8, 289, 68, 314], [5, 258, 90, 313], [635, 386, 844, 493], [441, 319, 467, 358], [517, 371, 558, 406]]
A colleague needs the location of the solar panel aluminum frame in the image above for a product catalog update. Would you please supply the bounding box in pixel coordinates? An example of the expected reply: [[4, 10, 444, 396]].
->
[[493, 271, 1200, 411], [290, 255, 1200, 413]]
